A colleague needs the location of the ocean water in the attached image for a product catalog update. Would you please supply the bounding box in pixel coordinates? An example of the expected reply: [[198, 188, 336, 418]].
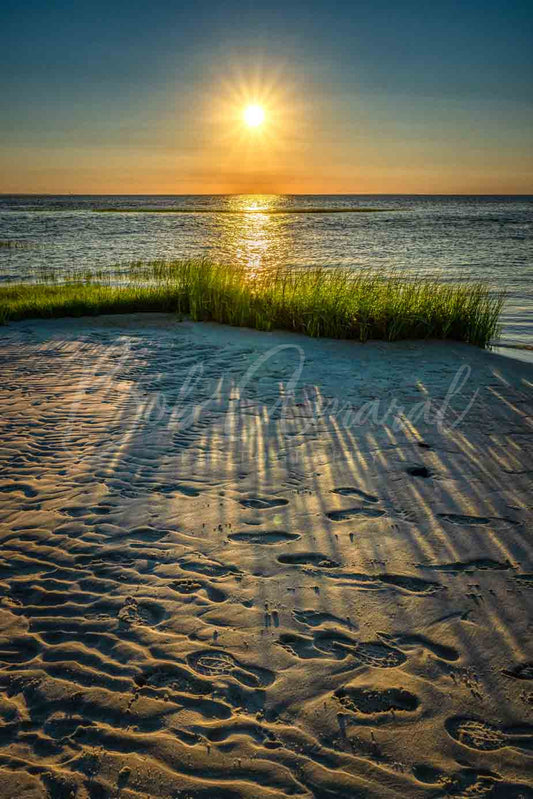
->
[[1, 194, 531, 347]]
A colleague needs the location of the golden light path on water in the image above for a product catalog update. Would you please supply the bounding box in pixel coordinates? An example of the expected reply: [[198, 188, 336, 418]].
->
[[214, 195, 293, 275]]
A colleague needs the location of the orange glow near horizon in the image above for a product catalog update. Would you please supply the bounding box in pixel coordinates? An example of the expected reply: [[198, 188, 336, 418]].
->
[[2, 65, 531, 195]]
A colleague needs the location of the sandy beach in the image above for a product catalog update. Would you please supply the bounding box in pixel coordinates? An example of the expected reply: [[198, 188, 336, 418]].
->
[[0, 314, 532, 799]]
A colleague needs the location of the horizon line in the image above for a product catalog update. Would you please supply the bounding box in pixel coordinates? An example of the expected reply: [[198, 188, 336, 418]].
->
[[1, 192, 533, 198]]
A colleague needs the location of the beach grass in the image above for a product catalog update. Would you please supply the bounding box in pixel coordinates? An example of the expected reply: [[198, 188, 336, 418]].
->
[[0, 259, 503, 346], [0, 239, 35, 249]]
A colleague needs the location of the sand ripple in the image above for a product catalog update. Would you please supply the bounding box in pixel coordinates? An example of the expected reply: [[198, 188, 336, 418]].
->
[[0, 314, 532, 798]]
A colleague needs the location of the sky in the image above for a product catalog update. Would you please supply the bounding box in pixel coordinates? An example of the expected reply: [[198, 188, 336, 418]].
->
[[1, 0, 532, 194]]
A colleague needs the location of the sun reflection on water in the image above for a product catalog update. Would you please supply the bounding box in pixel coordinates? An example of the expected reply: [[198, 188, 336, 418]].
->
[[215, 195, 292, 274]]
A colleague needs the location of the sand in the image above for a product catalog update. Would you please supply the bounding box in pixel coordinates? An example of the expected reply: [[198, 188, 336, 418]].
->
[[0, 313, 532, 799]]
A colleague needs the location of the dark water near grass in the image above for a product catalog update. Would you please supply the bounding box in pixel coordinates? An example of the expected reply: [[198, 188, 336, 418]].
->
[[0, 194, 531, 347]]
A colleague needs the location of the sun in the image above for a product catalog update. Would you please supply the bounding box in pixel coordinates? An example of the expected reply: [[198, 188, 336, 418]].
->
[[243, 104, 265, 127]]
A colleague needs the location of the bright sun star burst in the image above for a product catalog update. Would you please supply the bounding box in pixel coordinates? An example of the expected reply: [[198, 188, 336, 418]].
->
[[244, 104, 265, 127]]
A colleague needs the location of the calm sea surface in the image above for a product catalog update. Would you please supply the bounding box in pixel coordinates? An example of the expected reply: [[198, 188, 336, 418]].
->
[[1, 194, 531, 347]]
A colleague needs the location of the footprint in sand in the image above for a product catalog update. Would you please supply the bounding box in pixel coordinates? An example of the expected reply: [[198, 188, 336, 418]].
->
[[437, 513, 490, 526], [445, 717, 533, 752], [412, 765, 533, 798], [422, 558, 513, 573], [331, 487, 379, 503], [228, 530, 300, 545], [61, 503, 114, 518], [135, 662, 210, 695], [128, 526, 171, 542], [118, 597, 166, 627], [134, 665, 233, 720], [378, 632, 459, 662], [377, 574, 442, 594], [273, 563, 441, 595], [60, 505, 90, 518], [278, 629, 406, 667], [405, 465, 433, 479], [90, 504, 114, 515], [352, 641, 407, 668], [170, 578, 227, 603], [185, 720, 281, 750], [178, 557, 241, 579], [437, 513, 520, 527], [293, 609, 356, 630], [336, 686, 419, 715], [502, 662, 533, 681], [313, 629, 363, 658], [155, 483, 202, 497], [277, 552, 340, 569], [326, 571, 442, 595], [326, 507, 386, 522], [239, 496, 289, 510], [278, 633, 320, 660], [187, 649, 274, 688]]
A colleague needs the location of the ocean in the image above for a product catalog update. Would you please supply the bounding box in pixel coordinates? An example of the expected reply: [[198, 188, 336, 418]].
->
[[1, 194, 531, 348]]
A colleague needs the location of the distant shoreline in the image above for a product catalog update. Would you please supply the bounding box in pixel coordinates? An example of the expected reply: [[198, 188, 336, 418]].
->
[[1, 193, 532, 197], [95, 207, 393, 214], [1, 196, 529, 348]]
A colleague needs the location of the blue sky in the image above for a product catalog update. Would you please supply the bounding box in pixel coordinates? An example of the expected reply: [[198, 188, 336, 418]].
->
[[1, 0, 532, 192]]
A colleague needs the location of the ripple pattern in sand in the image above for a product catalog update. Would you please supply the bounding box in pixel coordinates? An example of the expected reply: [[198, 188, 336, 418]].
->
[[0, 317, 532, 798]]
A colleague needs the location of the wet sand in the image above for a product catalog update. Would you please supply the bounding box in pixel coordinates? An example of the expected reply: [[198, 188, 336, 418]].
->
[[0, 314, 532, 799]]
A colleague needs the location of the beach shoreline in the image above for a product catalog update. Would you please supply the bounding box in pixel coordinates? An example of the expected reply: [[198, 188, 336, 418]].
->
[[2, 194, 531, 348], [0, 314, 532, 798]]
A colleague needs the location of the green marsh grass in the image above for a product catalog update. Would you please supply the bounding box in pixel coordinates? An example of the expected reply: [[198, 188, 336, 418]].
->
[[0, 259, 503, 347], [0, 240, 36, 249]]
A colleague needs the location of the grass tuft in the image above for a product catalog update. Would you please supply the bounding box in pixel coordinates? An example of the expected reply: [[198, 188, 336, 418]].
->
[[0, 240, 36, 249], [0, 259, 504, 347]]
